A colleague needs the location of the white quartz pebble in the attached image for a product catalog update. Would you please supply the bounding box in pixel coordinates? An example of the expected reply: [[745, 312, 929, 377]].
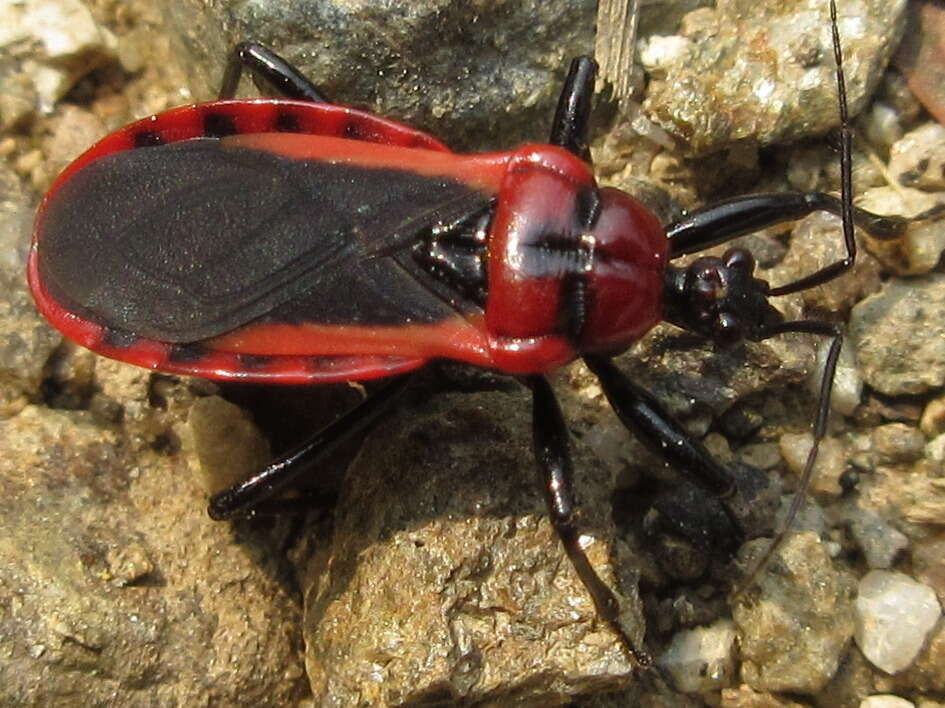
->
[[854, 570, 942, 674]]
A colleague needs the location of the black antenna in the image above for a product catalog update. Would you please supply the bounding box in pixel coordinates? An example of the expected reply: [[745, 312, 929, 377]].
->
[[732, 0, 855, 598]]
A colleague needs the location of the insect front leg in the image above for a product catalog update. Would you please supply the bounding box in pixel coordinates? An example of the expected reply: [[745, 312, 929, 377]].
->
[[665, 192, 906, 294], [583, 355, 749, 549], [218, 42, 329, 102], [208, 374, 414, 520], [525, 374, 651, 667]]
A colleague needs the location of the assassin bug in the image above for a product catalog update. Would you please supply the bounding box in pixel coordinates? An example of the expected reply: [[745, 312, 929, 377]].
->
[[29, 1, 905, 664]]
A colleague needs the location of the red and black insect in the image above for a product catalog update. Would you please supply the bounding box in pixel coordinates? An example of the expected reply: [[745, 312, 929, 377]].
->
[[28, 2, 904, 663]]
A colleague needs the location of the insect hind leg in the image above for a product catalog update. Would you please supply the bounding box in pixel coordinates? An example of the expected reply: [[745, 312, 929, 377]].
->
[[207, 374, 413, 520], [218, 42, 329, 102]]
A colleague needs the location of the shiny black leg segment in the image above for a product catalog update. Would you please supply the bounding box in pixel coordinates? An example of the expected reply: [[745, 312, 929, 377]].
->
[[549, 57, 597, 162], [583, 355, 746, 543], [526, 374, 651, 666], [666, 192, 906, 261], [208, 374, 414, 520], [219, 42, 329, 102]]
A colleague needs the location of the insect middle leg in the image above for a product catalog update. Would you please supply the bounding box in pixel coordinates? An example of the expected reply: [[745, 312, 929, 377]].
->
[[218, 42, 329, 102], [526, 374, 651, 666], [583, 355, 747, 547]]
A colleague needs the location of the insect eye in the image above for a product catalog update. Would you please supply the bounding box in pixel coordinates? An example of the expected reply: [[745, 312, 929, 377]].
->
[[690, 262, 723, 303], [715, 312, 743, 345], [723, 247, 755, 274]]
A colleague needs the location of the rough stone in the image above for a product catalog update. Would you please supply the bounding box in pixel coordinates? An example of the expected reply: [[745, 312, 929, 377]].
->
[[158, 0, 595, 151], [895, 621, 945, 694], [854, 570, 942, 675], [780, 212, 883, 315], [871, 424, 927, 465], [815, 646, 879, 708], [889, 122, 945, 191], [920, 396, 945, 438], [779, 433, 846, 499], [641, 0, 906, 154], [850, 275, 945, 396], [187, 394, 271, 495], [912, 532, 945, 604], [36, 104, 107, 190], [734, 532, 856, 694], [844, 507, 909, 570], [0, 165, 60, 417], [0, 404, 307, 705], [0, 0, 117, 110], [857, 184, 945, 277], [299, 388, 643, 705], [720, 684, 808, 708]]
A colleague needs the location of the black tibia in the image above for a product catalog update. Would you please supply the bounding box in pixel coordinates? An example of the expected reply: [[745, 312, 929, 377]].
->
[[666, 192, 906, 259], [583, 355, 746, 543], [208, 374, 413, 520], [219, 42, 328, 102], [549, 57, 597, 162], [526, 374, 651, 666]]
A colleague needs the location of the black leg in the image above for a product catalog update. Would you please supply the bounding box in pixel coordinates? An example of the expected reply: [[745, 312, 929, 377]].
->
[[219, 42, 329, 102], [208, 373, 414, 520], [582, 355, 746, 543], [548, 57, 597, 162], [526, 374, 651, 667], [666, 192, 905, 259]]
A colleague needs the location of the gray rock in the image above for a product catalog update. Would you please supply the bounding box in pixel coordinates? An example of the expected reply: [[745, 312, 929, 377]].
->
[[734, 532, 856, 694], [159, 0, 595, 150], [641, 0, 906, 154], [851, 276, 945, 396], [843, 506, 909, 570]]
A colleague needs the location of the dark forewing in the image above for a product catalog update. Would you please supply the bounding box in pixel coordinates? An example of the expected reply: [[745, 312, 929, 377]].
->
[[38, 139, 491, 342]]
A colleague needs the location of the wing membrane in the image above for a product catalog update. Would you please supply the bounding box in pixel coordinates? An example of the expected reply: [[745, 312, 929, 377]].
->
[[39, 139, 491, 341]]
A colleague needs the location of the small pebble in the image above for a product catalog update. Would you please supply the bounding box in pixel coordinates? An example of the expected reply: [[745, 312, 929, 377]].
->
[[658, 619, 737, 693], [779, 433, 845, 498], [920, 396, 945, 438], [872, 423, 926, 465], [847, 508, 909, 569], [854, 570, 942, 674], [912, 532, 945, 602], [889, 122, 945, 190], [860, 696, 915, 708]]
